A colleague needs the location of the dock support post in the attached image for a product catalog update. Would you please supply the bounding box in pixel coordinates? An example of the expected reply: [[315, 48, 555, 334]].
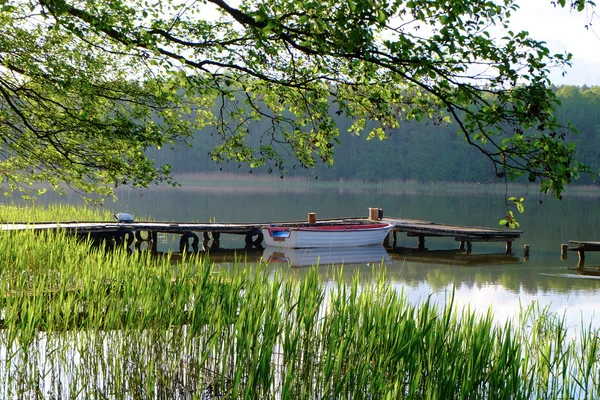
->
[[418, 235, 425, 251], [524, 244, 530, 258], [466, 241, 472, 253], [308, 212, 316, 224], [505, 241, 512, 254], [560, 244, 568, 260], [369, 207, 380, 221], [150, 231, 158, 253], [459, 241, 465, 251], [384, 232, 391, 248], [578, 250, 585, 268]]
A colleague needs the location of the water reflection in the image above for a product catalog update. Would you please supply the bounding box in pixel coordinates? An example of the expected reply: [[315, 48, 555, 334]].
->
[[389, 249, 521, 267], [567, 265, 600, 278], [263, 245, 391, 268]]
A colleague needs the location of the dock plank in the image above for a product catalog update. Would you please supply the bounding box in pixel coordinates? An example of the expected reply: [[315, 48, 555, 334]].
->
[[381, 218, 521, 240], [568, 241, 600, 251]]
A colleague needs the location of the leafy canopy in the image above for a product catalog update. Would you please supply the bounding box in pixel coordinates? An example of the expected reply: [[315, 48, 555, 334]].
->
[[0, 0, 595, 198]]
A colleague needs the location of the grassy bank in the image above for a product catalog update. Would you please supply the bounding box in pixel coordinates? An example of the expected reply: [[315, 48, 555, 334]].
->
[[1, 205, 599, 398]]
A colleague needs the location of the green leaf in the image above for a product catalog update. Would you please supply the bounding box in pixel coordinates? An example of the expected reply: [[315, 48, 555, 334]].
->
[[0, 0, 589, 202]]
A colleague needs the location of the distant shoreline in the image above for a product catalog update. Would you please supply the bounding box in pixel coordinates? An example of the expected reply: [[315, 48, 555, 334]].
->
[[160, 172, 600, 198]]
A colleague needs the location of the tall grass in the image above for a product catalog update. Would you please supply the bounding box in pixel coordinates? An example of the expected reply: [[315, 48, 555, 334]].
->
[[0, 203, 114, 222], [0, 226, 599, 399]]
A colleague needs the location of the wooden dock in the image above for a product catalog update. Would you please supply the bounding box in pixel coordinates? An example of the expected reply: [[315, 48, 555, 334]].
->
[[0, 213, 522, 254], [565, 240, 600, 267], [377, 217, 521, 253]]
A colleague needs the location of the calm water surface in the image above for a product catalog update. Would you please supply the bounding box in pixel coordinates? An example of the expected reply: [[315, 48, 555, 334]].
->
[[43, 181, 600, 328]]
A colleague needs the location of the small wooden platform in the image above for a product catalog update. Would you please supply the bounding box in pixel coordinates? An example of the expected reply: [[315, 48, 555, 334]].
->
[[566, 240, 600, 267]]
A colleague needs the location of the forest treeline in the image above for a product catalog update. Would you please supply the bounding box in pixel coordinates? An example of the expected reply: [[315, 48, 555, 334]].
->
[[149, 85, 600, 184]]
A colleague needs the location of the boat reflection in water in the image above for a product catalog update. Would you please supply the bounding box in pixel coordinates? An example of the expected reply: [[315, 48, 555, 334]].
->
[[263, 245, 391, 268]]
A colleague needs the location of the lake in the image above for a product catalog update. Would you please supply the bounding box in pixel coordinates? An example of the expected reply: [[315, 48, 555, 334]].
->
[[35, 175, 600, 329]]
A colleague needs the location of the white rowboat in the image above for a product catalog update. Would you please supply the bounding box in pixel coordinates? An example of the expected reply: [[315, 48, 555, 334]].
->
[[262, 223, 393, 248]]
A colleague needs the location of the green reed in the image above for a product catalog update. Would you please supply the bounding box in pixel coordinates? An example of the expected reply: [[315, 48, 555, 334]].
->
[[0, 212, 599, 398], [0, 203, 114, 222]]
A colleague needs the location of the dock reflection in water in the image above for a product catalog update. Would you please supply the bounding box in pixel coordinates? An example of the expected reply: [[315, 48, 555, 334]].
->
[[263, 245, 391, 268], [388, 249, 522, 267], [156, 246, 521, 269], [567, 265, 600, 278]]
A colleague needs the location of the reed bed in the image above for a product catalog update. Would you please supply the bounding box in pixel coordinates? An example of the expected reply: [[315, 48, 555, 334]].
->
[[0, 227, 599, 399], [0, 203, 114, 223]]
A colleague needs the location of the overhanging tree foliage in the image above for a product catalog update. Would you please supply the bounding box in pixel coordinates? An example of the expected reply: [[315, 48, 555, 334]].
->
[[0, 0, 596, 198]]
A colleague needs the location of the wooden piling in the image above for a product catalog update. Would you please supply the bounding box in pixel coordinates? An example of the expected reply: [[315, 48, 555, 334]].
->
[[560, 244, 568, 260], [418, 235, 425, 251], [369, 208, 379, 221], [308, 212, 317, 224], [151, 231, 158, 253], [524, 244, 530, 257], [505, 240, 512, 254], [578, 250, 585, 267]]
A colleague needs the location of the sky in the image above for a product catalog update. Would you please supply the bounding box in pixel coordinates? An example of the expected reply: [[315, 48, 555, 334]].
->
[[511, 0, 600, 86]]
